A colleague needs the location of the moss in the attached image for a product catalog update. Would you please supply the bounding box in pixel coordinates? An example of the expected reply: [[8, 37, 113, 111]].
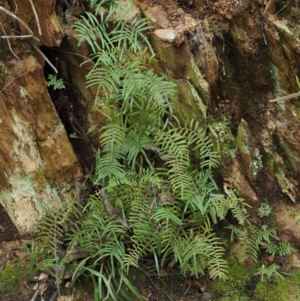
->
[[268, 154, 296, 203], [0, 261, 28, 293], [171, 78, 207, 127], [209, 257, 300, 301], [253, 271, 300, 301], [236, 120, 250, 155], [210, 120, 237, 164], [208, 258, 255, 300], [185, 57, 210, 105]]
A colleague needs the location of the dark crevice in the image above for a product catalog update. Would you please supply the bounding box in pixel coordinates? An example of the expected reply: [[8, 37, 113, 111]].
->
[[0, 205, 21, 241], [41, 45, 98, 175]]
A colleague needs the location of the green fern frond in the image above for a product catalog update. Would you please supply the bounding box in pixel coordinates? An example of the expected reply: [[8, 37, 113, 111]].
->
[[263, 242, 293, 256], [122, 242, 148, 272], [37, 203, 82, 254], [222, 187, 250, 224], [93, 151, 125, 183], [111, 17, 153, 54], [152, 206, 183, 229], [246, 226, 279, 262], [206, 233, 228, 280], [257, 264, 284, 282], [181, 235, 211, 277], [231, 204, 249, 225], [225, 224, 244, 241], [73, 12, 112, 52]]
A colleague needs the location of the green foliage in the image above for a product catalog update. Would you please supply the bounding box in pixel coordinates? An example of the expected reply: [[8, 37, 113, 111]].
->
[[36, 203, 82, 255], [46, 74, 65, 90], [212, 261, 300, 301], [257, 264, 284, 282], [246, 226, 278, 262], [254, 270, 300, 301], [246, 225, 293, 262], [225, 224, 243, 241], [32, 0, 249, 300], [0, 262, 24, 292], [69, 132, 77, 139], [263, 242, 293, 257], [257, 203, 272, 218], [208, 257, 254, 300]]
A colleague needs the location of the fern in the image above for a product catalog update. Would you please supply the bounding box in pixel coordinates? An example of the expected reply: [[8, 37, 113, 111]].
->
[[30, 0, 253, 299], [37, 203, 82, 255], [257, 264, 284, 282], [206, 233, 228, 281], [225, 224, 243, 241], [263, 242, 293, 256], [246, 226, 285, 262]]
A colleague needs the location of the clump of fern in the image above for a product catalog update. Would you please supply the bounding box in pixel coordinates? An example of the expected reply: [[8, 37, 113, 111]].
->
[[246, 225, 293, 263], [32, 0, 249, 300]]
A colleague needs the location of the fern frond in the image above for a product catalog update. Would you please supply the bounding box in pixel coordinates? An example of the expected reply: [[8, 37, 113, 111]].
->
[[73, 12, 112, 52], [257, 264, 284, 282], [93, 115, 127, 183], [181, 236, 211, 277], [111, 17, 153, 54], [37, 203, 82, 254], [231, 204, 249, 225], [169, 235, 210, 277], [93, 150, 125, 183], [206, 233, 228, 280], [152, 206, 183, 229], [246, 226, 279, 262], [264, 242, 293, 256], [177, 119, 219, 169]]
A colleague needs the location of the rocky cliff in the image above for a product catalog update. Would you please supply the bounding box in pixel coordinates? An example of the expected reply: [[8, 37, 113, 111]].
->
[[1, 0, 300, 267]]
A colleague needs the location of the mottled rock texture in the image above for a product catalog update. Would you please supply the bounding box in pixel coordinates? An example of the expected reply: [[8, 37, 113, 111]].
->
[[0, 0, 82, 236]]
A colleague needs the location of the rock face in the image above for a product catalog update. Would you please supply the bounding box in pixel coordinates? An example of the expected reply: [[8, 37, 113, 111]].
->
[[0, 0, 82, 236], [1, 0, 300, 268], [135, 0, 300, 265]]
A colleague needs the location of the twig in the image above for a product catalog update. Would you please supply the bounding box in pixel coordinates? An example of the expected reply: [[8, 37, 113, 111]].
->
[[263, 0, 277, 15], [28, 0, 42, 36], [51, 48, 90, 60], [275, 0, 293, 14], [0, 72, 27, 93], [32, 44, 58, 73], [13, 0, 18, 13], [269, 91, 300, 102], [28, 284, 40, 301], [0, 5, 39, 43], [261, 18, 268, 46], [183, 282, 192, 296], [0, 22, 19, 59], [0, 34, 33, 39], [48, 289, 59, 301]]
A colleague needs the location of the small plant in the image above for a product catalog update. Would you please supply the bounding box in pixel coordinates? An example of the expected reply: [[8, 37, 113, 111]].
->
[[257, 264, 284, 282], [225, 224, 243, 241], [263, 242, 293, 257], [246, 225, 278, 262], [252, 148, 263, 177], [257, 203, 272, 218], [246, 225, 292, 262], [46, 74, 65, 90], [69, 132, 77, 139]]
